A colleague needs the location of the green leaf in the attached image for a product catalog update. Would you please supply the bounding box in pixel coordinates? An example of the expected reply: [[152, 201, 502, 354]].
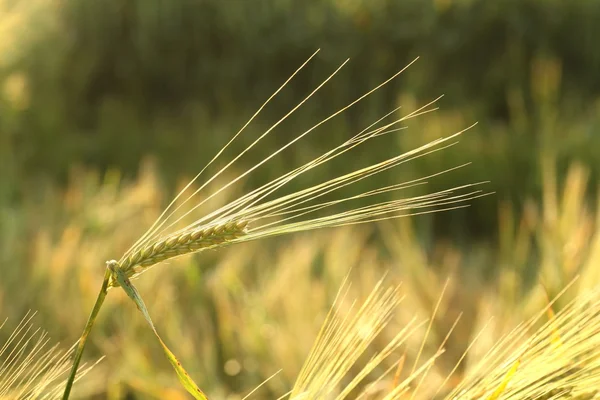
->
[[108, 262, 208, 400]]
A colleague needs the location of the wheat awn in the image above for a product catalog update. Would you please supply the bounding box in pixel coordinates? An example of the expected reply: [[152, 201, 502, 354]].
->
[[64, 50, 489, 399]]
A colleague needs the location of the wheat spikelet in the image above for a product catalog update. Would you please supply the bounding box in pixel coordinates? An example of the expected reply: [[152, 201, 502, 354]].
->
[[117, 220, 249, 275], [107, 50, 488, 285]]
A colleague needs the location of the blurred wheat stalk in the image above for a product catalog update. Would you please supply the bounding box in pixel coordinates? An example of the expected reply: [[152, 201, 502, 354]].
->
[[288, 274, 600, 400], [0, 312, 97, 399], [0, 0, 58, 110]]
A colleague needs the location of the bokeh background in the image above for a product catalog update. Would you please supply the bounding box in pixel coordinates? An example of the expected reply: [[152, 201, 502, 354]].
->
[[1, 0, 600, 398]]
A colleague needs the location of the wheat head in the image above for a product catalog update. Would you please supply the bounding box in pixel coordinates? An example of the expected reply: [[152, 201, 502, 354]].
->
[[107, 50, 487, 286], [63, 51, 490, 400], [114, 220, 249, 277]]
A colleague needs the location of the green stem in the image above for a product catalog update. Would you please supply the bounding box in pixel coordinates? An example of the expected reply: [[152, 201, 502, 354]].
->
[[62, 268, 111, 400]]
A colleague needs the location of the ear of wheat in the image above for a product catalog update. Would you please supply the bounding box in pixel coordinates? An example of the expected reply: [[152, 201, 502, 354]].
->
[[64, 50, 488, 399], [109, 50, 486, 286], [115, 220, 250, 278]]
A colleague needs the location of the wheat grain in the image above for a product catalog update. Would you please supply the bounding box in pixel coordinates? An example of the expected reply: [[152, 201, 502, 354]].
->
[[114, 220, 249, 278]]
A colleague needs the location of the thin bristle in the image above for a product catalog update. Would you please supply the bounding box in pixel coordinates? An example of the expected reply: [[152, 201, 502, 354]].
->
[[289, 278, 429, 400], [447, 285, 600, 399], [0, 312, 99, 399]]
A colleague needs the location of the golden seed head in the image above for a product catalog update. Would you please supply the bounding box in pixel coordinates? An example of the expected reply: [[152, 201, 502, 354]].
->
[[111, 219, 249, 285]]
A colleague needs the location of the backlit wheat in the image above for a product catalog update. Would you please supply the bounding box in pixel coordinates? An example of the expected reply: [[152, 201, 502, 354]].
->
[[1, 312, 98, 400], [114, 220, 249, 278], [110, 50, 487, 285], [65, 50, 490, 399]]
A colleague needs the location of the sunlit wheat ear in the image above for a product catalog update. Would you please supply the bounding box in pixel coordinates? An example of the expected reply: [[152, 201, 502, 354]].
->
[[0, 312, 99, 399], [118, 220, 250, 275], [288, 277, 441, 400], [109, 50, 488, 285], [446, 281, 600, 399]]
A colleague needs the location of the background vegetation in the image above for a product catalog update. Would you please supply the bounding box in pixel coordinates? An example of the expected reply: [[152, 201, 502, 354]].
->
[[1, 0, 600, 398]]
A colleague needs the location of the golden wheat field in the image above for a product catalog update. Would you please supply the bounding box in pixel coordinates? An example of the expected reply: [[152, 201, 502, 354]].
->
[[3, 154, 600, 399], [3, 0, 600, 399]]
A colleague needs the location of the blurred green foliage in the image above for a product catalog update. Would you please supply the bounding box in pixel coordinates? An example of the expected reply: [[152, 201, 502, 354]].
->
[[2, 0, 600, 239]]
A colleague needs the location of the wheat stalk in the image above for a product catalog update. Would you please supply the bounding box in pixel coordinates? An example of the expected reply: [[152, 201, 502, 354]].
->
[[64, 50, 489, 399]]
